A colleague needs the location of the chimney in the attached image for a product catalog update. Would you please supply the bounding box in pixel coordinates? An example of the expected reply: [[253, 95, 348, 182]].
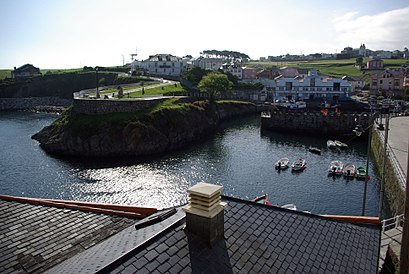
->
[[183, 183, 226, 246]]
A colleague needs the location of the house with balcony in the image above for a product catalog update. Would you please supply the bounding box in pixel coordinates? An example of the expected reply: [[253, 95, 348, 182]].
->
[[273, 69, 351, 101], [131, 54, 182, 76], [370, 69, 405, 96]]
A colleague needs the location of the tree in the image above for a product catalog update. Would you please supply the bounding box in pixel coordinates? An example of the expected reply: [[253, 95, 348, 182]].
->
[[198, 73, 232, 101], [182, 67, 208, 85], [356, 57, 363, 65]]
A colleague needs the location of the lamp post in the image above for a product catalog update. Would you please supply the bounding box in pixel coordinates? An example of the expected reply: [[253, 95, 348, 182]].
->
[[354, 110, 386, 216], [354, 117, 370, 215], [378, 112, 390, 217], [96, 67, 100, 99]]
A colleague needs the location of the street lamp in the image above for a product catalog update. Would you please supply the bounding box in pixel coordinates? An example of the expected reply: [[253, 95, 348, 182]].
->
[[96, 67, 100, 99], [354, 113, 373, 216], [354, 109, 390, 217]]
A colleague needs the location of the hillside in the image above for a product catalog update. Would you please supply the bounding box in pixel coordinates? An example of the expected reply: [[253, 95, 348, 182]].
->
[[247, 58, 409, 83]]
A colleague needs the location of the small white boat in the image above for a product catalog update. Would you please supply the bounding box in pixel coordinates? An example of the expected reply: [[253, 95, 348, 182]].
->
[[327, 140, 337, 149], [281, 203, 297, 210], [334, 140, 348, 149], [275, 157, 289, 170], [343, 163, 356, 178], [291, 158, 306, 172], [328, 160, 344, 175]]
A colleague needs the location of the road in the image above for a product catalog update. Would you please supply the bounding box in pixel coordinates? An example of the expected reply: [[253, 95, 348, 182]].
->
[[73, 78, 178, 99]]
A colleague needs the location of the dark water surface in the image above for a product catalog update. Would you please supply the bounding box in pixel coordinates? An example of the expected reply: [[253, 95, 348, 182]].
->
[[0, 111, 387, 217]]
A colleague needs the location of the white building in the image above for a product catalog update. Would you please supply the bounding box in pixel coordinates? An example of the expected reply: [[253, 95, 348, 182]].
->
[[222, 63, 243, 80], [257, 69, 351, 101], [193, 56, 226, 70], [131, 54, 182, 76]]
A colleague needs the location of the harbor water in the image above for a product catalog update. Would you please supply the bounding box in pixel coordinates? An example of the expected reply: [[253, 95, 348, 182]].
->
[[0, 111, 388, 217]]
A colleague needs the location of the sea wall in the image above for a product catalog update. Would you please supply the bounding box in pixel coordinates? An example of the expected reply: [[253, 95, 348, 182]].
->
[[72, 98, 169, 114], [261, 110, 371, 137], [371, 129, 405, 215], [0, 97, 72, 111]]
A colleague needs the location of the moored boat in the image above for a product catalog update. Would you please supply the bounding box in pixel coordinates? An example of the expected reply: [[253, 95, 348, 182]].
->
[[343, 163, 356, 178], [252, 194, 270, 205], [356, 167, 369, 180], [327, 140, 337, 149], [275, 157, 290, 170], [308, 146, 321, 155], [334, 140, 348, 149], [291, 158, 306, 172], [328, 160, 344, 175], [282, 203, 297, 210]]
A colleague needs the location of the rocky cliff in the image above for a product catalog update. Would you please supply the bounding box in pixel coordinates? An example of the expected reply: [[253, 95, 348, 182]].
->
[[32, 99, 257, 157]]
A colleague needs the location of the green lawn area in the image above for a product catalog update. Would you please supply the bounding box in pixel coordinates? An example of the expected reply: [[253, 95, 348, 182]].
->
[[0, 70, 11, 80], [127, 83, 187, 97]]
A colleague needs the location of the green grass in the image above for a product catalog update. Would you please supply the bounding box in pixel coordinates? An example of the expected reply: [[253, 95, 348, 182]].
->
[[247, 58, 409, 80], [0, 70, 11, 80], [128, 83, 187, 97]]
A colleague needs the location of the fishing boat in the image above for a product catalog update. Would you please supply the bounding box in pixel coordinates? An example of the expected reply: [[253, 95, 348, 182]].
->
[[328, 160, 344, 175], [334, 140, 348, 149], [327, 140, 337, 149], [291, 158, 306, 172], [308, 146, 321, 155], [275, 157, 290, 170], [252, 194, 270, 205], [356, 167, 369, 180], [343, 163, 356, 178], [252, 195, 298, 211]]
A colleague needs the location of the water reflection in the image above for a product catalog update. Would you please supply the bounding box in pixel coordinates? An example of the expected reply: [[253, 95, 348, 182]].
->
[[0, 112, 389, 217]]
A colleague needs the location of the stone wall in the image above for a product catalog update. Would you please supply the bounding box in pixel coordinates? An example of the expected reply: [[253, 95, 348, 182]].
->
[[261, 110, 371, 137], [0, 97, 72, 111], [372, 129, 405, 215], [72, 98, 169, 114]]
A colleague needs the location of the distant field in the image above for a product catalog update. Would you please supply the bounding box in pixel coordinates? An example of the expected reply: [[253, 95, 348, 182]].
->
[[0, 70, 11, 80], [247, 58, 409, 79]]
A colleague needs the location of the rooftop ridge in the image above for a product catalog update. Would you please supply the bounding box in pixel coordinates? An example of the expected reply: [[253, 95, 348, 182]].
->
[[0, 194, 157, 219], [221, 195, 380, 226]]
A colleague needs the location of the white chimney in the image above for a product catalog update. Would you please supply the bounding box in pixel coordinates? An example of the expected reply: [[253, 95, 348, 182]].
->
[[183, 183, 226, 246]]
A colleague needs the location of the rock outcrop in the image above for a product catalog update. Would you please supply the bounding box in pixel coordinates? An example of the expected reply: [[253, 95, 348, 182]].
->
[[32, 100, 257, 157]]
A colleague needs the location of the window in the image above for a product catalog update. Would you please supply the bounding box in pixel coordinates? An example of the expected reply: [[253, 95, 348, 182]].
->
[[380, 80, 383, 84]]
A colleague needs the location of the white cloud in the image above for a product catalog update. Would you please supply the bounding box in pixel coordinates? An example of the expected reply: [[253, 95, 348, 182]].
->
[[332, 6, 409, 50]]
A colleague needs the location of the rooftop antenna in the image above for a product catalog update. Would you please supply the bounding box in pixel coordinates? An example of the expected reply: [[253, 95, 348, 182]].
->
[[130, 46, 138, 60]]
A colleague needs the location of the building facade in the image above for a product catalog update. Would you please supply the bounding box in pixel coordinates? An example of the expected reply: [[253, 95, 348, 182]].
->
[[242, 67, 257, 81], [370, 69, 405, 96], [193, 57, 225, 70], [258, 69, 351, 101], [367, 59, 384, 70], [12, 64, 41, 79], [131, 54, 182, 76]]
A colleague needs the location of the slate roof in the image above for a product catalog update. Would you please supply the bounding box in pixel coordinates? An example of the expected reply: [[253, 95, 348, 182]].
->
[[0, 198, 135, 274], [104, 196, 381, 274]]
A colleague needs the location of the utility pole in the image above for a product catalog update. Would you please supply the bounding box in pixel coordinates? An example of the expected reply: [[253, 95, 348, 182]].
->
[[399, 136, 409, 273]]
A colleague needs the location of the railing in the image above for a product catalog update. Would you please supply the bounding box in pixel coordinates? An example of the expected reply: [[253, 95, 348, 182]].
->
[[381, 214, 404, 232], [377, 129, 407, 190]]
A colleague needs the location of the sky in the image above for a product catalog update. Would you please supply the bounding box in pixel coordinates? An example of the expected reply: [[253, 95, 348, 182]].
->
[[1, 0, 409, 69]]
